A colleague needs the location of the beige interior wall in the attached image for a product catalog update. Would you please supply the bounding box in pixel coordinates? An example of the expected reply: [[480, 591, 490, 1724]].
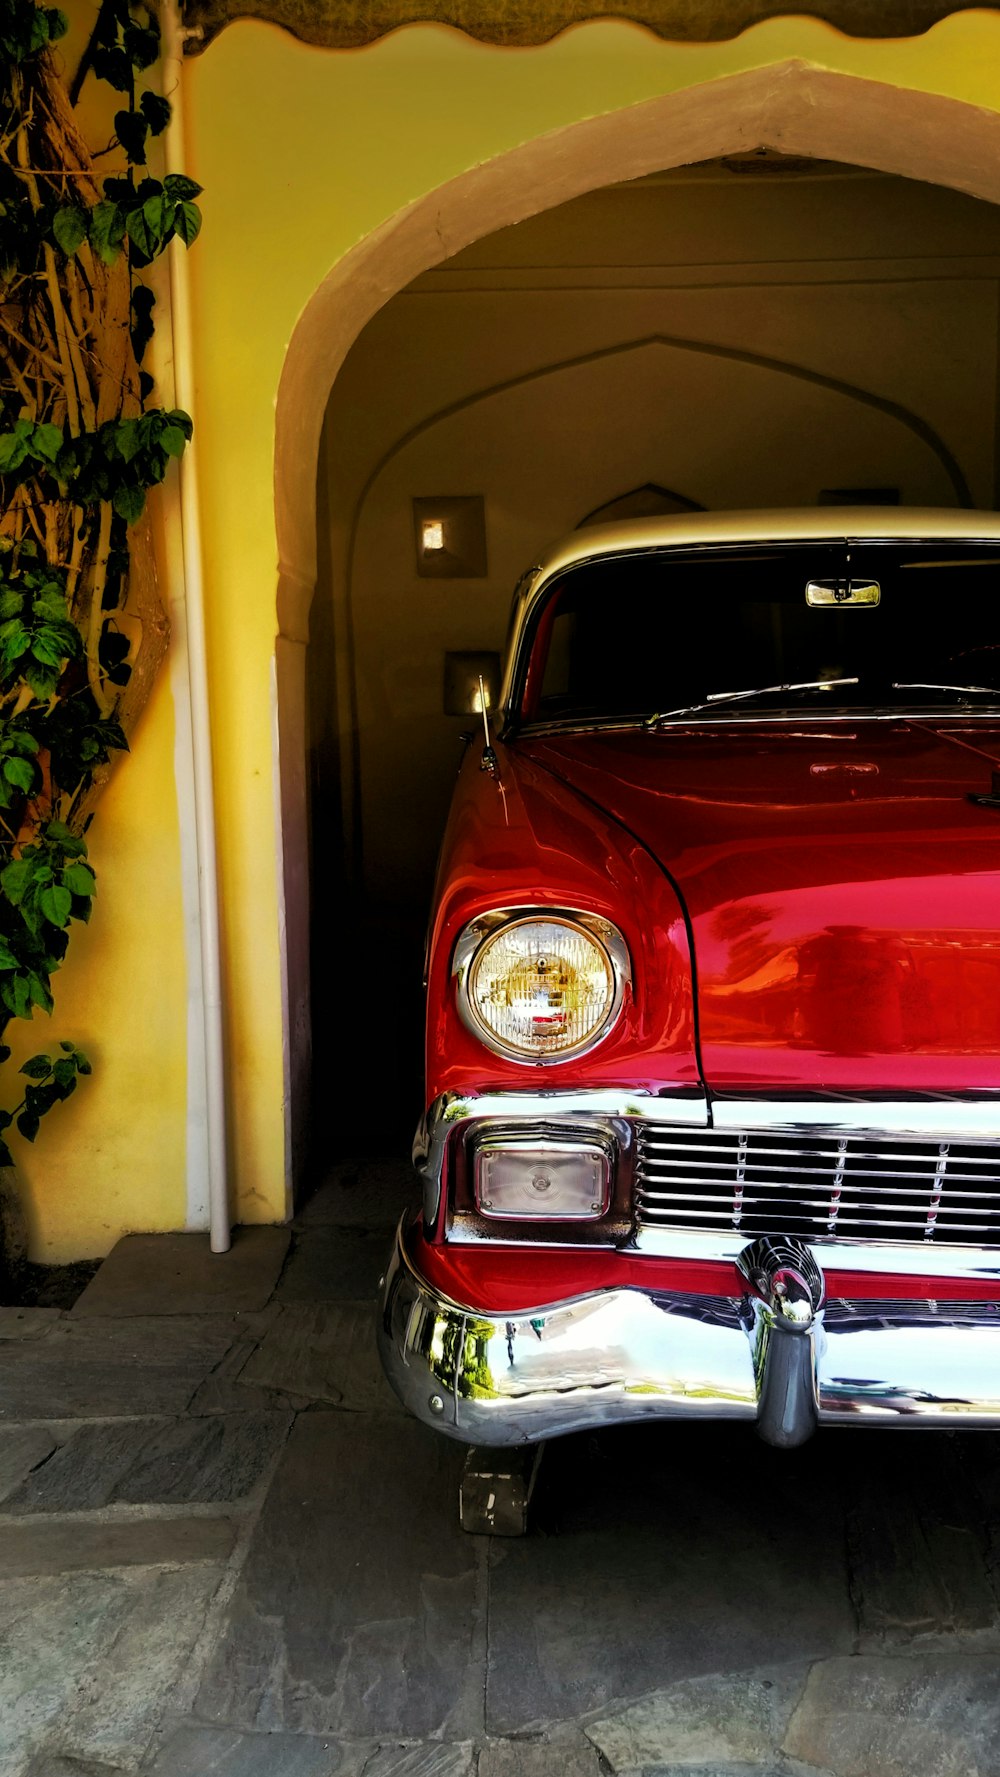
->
[[318, 161, 1000, 915]]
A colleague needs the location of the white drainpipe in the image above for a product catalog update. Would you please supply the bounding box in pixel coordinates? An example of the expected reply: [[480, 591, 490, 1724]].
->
[[161, 3, 230, 1252]]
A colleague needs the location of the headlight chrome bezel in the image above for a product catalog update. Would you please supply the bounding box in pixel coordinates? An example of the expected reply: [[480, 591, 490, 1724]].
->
[[452, 906, 631, 1065]]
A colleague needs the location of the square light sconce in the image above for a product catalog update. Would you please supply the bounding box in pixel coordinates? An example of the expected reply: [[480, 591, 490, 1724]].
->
[[443, 651, 501, 717], [413, 496, 488, 578]]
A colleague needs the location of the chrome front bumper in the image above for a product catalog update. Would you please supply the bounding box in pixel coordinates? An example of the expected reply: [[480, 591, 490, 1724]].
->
[[377, 1220, 1000, 1447]]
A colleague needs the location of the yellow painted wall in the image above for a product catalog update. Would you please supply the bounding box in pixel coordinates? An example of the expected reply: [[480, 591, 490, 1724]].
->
[[11, 669, 188, 1262], [29, 6, 1000, 1255]]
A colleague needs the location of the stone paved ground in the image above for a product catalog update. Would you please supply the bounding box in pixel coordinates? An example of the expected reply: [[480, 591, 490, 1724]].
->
[[3, 1160, 1000, 1775]]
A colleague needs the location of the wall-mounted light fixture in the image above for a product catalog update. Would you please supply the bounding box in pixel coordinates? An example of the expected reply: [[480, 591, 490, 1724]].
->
[[443, 651, 501, 717], [413, 496, 488, 578]]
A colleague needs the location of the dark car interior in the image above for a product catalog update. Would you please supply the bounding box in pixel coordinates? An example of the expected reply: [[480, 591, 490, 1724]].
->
[[525, 542, 1000, 724]]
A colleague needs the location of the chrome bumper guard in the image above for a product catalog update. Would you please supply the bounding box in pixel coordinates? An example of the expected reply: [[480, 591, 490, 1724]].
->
[[377, 1220, 1000, 1447]]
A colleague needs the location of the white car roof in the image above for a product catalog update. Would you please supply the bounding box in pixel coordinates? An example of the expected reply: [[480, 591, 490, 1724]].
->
[[533, 506, 1000, 582]]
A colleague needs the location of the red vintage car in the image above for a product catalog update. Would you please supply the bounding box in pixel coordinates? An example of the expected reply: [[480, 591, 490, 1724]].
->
[[378, 509, 1000, 1529]]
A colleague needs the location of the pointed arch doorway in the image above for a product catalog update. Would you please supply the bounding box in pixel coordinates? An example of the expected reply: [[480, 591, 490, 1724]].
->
[[273, 60, 1000, 1194]]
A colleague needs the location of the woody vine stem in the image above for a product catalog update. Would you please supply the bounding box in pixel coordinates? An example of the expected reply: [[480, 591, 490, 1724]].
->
[[0, 0, 201, 1162]]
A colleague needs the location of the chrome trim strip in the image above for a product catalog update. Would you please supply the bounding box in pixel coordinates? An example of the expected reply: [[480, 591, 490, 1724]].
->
[[632, 1226, 1000, 1282], [414, 1088, 709, 1225], [517, 710, 1000, 736], [713, 1099, 1000, 1138], [377, 1220, 1000, 1446]]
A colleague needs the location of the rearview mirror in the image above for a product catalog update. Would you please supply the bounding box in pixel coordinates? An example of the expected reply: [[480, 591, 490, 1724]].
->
[[806, 580, 880, 608]]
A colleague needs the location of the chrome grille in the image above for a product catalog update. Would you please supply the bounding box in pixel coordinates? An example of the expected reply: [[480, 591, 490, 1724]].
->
[[634, 1125, 1000, 1246]]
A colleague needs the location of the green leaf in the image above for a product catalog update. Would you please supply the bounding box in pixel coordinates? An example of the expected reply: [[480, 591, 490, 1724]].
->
[[163, 173, 203, 201], [3, 756, 36, 793], [115, 108, 150, 167], [43, 820, 74, 845], [160, 425, 187, 459], [16, 1110, 39, 1143], [31, 424, 63, 464], [0, 433, 29, 473], [3, 975, 31, 1021], [91, 43, 133, 90], [31, 629, 72, 667], [75, 1050, 92, 1075], [173, 202, 202, 248], [140, 91, 171, 135], [0, 942, 18, 971], [0, 618, 31, 663], [89, 201, 126, 266], [39, 884, 72, 927], [0, 860, 31, 903], [62, 863, 95, 897], [0, 1046, 12, 1064], [124, 202, 157, 259], [28, 6, 51, 49], [59, 1040, 75, 1053], [112, 419, 142, 464], [0, 1111, 12, 1132], [27, 971, 53, 1013], [19, 1055, 51, 1080], [123, 18, 160, 68], [52, 205, 87, 255], [111, 484, 145, 524]]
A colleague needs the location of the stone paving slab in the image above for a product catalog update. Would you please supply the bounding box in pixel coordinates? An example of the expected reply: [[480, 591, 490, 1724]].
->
[[0, 1513, 236, 1577], [478, 1730, 604, 1775], [486, 1424, 855, 1733], [0, 1307, 61, 1341], [782, 1652, 1000, 1776], [195, 1411, 483, 1740], [4, 1410, 293, 1511], [295, 1162, 419, 1229], [189, 1331, 312, 1414], [584, 1669, 810, 1772], [73, 1229, 291, 1318], [637, 1768, 789, 1777], [362, 1746, 477, 1777], [47, 1567, 225, 1772], [273, 1226, 395, 1305], [25, 1756, 130, 1776], [239, 1303, 404, 1413], [1, 1568, 223, 1775], [0, 1424, 58, 1502], [141, 1726, 350, 1776], [0, 1317, 237, 1419]]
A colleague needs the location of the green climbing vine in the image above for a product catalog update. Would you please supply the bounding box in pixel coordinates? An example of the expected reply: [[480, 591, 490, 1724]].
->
[[0, 0, 201, 1163]]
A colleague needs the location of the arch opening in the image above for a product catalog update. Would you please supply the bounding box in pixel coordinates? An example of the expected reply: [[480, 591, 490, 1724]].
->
[[276, 61, 1000, 1194]]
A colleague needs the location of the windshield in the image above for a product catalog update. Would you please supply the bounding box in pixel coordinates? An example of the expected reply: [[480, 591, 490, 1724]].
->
[[518, 542, 1000, 726]]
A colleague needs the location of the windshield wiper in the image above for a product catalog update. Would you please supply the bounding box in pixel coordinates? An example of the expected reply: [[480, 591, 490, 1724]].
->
[[891, 681, 1000, 700], [647, 678, 860, 727]]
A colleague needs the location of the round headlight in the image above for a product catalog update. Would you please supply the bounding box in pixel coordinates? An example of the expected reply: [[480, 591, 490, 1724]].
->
[[463, 914, 623, 1061]]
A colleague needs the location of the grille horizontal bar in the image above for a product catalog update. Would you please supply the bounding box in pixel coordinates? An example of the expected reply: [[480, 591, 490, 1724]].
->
[[634, 1125, 1000, 1246]]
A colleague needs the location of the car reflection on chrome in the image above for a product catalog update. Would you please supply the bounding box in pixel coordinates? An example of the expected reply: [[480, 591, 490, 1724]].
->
[[377, 508, 1000, 1530]]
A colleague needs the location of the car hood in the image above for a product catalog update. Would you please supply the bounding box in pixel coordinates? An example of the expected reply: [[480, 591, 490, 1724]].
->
[[522, 720, 1000, 1094]]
